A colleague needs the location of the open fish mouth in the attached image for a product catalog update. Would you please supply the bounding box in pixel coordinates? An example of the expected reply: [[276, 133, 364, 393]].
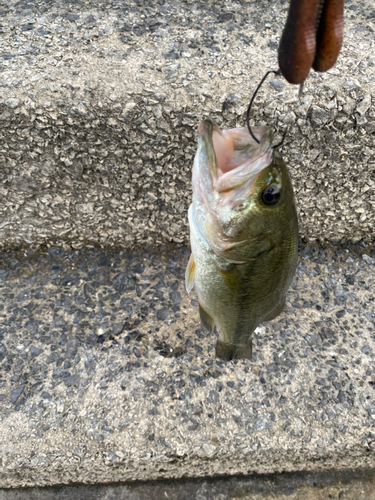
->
[[196, 119, 274, 196]]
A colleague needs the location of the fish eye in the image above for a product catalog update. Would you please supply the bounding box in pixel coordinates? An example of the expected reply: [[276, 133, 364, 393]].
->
[[261, 183, 281, 206]]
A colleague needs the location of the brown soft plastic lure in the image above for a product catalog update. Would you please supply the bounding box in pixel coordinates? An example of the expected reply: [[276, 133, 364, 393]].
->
[[278, 0, 344, 84], [313, 0, 344, 72]]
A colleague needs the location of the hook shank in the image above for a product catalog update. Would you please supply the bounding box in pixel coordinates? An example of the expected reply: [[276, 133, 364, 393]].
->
[[246, 69, 287, 149]]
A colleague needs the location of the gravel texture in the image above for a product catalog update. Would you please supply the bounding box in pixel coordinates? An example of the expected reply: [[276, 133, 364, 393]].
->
[[0, 243, 375, 487], [1, 469, 375, 499], [0, 0, 374, 250]]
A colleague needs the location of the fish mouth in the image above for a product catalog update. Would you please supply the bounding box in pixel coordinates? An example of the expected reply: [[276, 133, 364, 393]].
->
[[197, 119, 274, 194]]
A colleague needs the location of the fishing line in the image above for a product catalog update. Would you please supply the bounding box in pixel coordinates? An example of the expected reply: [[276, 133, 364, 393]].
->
[[246, 69, 288, 149]]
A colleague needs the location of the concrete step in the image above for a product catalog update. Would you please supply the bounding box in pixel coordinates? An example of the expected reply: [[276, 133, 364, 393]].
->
[[0, 0, 374, 251], [1, 468, 375, 499], [0, 243, 375, 488]]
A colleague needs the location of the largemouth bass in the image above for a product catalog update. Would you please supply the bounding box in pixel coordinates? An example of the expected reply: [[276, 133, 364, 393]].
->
[[186, 119, 298, 360]]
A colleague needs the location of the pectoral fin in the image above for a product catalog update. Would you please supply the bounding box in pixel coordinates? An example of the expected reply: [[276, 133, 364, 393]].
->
[[199, 304, 215, 333], [216, 264, 243, 294], [185, 254, 196, 293]]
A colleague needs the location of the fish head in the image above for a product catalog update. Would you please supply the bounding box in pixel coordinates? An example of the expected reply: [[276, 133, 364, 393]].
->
[[192, 119, 296, 263]]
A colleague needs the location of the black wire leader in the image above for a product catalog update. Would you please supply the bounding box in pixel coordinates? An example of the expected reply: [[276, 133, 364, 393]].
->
[[246, 69, 288, 149]]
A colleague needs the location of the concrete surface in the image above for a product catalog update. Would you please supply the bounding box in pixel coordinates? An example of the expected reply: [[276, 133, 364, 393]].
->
[[0, 243, 375, 488], [1, 0, 375, 496], [0, 0, 374, 250], [1, 469, 375, 499]]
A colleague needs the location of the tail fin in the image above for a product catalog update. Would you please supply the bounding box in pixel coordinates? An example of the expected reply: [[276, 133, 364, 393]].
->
[[215, 339, 253, 361]]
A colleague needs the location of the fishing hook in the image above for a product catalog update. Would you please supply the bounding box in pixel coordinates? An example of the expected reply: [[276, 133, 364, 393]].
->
[[246, 69, 288, 149]]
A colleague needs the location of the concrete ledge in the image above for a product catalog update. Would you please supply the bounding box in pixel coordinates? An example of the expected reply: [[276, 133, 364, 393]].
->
[[0, 0, 374, 250], [0, 243, 375, 487], [1, 469, 375, 499]]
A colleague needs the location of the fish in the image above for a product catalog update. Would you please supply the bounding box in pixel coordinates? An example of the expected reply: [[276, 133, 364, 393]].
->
[[185, 119, 298, 361], [278, 0, 344, 84]]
